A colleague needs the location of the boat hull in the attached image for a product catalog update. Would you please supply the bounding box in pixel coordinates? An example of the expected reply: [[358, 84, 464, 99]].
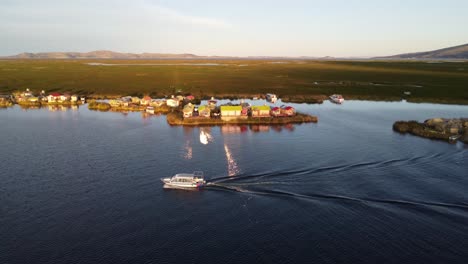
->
[[163, 183, 202, 189], [329, 96, 344, 104], [161, 178, 205, 189]]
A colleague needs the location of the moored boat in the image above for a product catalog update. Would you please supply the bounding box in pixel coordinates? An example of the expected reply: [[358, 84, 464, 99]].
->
[[161, 171, 206, 189], [449, 134, 461, 142], [266, 93, 278, 103], [146, 106, 155, 114], [329, 94, 344, 104]]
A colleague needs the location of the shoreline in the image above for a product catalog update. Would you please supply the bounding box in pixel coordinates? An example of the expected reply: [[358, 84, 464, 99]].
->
[[74, 94, 468, 106], [166, 112, 317, 126], [4, 96, 468, 111], [3, 93, 468, 106], [16, 101, 83, 106]]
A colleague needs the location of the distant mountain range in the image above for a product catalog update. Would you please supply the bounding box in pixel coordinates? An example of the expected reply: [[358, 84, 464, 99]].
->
[[4, 50, 206, 59], [2, 51, 335, 60], [3, 43, 468, 59], [377, 43, 468, 59]]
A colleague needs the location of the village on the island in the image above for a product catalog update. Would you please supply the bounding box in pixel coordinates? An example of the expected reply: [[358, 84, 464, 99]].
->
[[94, 92, 302, 121], [1, 89, 320, 125], [0, 89, 85, 110], [0, 89, 318, 124]]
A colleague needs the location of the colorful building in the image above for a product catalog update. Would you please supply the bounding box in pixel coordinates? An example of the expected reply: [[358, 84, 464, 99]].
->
[[220, 105, 242, 118], [47, 93, 62, 102], [251, 105, 271, 117], [281, 106, 296, 116], [198, 105, 211, 118], [140, 96, 152, 105], [183, 103, 194, 118], [166, 98, 179, 107]]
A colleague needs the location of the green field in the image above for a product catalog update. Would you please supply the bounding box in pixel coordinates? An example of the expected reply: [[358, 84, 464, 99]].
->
[[1, 59, 467, 104]]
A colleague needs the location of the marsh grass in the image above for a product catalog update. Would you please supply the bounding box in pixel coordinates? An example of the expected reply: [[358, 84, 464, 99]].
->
[[1, 59, 467, 104], [88, 100, 111, 111]]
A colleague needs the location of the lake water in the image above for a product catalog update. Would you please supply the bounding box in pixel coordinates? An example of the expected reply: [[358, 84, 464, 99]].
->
[[1, 101, 467, 264]]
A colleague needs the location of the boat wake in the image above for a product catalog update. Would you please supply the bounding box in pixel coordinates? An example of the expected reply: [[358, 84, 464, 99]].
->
[[205, 151, 468, 211], [207, 182, 468, 211], [208, 152, 455, 184]]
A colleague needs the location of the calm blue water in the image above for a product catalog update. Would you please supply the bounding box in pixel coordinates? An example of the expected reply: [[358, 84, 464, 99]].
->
[[1, 101, 467, 264]]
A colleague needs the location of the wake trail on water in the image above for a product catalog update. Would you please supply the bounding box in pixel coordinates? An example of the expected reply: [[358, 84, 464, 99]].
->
[[205, 151, 467, 211], [208, 152, 452, 184], [207, 183, 468, 211]]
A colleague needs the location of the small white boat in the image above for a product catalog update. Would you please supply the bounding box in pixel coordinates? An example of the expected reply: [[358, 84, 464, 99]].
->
[[146, 106, 155, 114], [329, 94, 344, 104], [161, 171, 206, 189], [449, 135, 461, 142], [266, 93, 277, 103]]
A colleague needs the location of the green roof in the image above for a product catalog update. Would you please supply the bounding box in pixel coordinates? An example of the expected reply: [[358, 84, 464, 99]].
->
[[220, 105, 242, 111], [251, 105, 270, 111], [198, 105, 210, 111]]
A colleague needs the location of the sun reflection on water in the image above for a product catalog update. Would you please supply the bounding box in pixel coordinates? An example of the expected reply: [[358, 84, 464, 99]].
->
[[224, 144, 240, 176], [184, 141, 192, 160]]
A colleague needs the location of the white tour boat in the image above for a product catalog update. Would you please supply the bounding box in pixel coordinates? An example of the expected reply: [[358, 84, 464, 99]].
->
[[329, 94, 344, 104], [161, 171, 206, 189]]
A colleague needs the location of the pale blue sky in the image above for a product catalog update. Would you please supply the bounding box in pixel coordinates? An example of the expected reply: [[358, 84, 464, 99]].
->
[[1, 0, 467, 57]]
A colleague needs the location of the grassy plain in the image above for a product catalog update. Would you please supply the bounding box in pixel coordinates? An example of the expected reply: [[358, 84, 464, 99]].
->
[[0, 59, 467, 104]]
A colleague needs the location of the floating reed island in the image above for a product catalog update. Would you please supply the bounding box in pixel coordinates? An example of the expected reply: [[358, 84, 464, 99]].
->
[[86, 94, 318, 126], [1, 89, 86, 108], [87, 97, 172, 113], [166, 112, 317, 126], [393, 118, 468, 144], [167, 97, 318, 126], [6, 89, 318, 125], [0, 95, 14, 107]]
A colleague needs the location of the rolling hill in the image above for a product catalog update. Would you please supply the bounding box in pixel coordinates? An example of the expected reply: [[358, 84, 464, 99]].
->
[[4, 50, 206, 59], [378, 43, 468, 59], [3, 43, 468, 60]]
